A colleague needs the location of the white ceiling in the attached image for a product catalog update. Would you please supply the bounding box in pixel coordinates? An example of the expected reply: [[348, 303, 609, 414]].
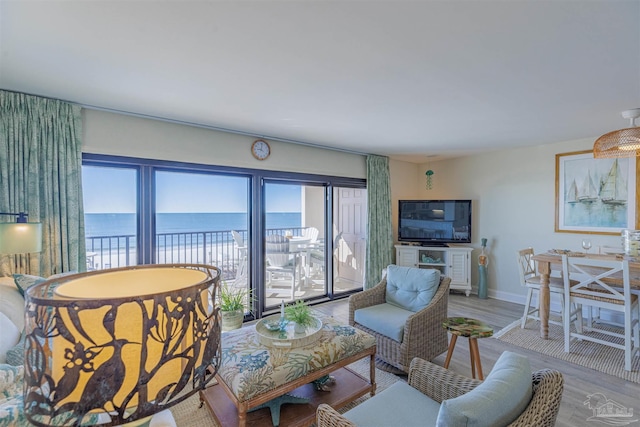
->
[[1, 1, 639, 163]]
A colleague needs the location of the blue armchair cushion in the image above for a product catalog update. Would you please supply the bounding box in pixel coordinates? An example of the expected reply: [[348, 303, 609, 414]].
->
[[354, 303, 412, 342], [344, 381, 441, 427], [436, 351, 533, 427], [385, 265, 441, 312]]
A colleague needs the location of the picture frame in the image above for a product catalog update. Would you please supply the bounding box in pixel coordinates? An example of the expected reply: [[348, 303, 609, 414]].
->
[[555, 150, 637, 234]]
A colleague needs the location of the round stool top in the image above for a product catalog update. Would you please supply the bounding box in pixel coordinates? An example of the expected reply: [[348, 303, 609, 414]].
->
[[442, 317, 494, 338]]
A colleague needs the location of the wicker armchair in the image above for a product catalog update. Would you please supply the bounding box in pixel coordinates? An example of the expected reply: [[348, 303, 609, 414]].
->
[[349, 275, 450, 373], [317, 357, 564, 427]]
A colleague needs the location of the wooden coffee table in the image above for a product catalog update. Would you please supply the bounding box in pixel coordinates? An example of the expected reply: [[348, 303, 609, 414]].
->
[[200, 317, 376, 427]]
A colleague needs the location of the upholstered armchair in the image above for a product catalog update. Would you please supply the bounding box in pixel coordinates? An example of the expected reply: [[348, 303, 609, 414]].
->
[[349, 265, 450, 373], [317, 352, 564, 427]]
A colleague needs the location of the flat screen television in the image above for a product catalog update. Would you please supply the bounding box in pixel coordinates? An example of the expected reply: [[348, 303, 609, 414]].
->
[[398, 200, 472, 245]]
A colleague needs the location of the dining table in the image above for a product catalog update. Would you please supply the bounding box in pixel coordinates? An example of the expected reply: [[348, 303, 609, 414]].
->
[[532, 252, 640, 339]]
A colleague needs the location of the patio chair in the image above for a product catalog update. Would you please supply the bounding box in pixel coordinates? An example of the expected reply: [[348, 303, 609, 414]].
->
[[301, 226, 319, 243], [265, 234, 298, 300], [231, 230, 247, 284]]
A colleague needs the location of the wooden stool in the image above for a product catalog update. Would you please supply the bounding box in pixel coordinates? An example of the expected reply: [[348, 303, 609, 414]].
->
[[442, 317, 494, 380]]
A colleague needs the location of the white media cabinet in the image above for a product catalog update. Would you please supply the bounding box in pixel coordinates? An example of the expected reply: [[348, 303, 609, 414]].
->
[[395, 244, 473, 296]]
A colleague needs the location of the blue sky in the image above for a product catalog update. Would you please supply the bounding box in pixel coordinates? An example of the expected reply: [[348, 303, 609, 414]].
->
[[82, 166, 301, 213]]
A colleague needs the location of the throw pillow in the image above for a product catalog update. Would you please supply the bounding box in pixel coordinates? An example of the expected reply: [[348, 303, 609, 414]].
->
[[12, 274, 46, 297], [385, 265, 441, 312], [13, 271, 77, 297], [436, 351, 533, 427]]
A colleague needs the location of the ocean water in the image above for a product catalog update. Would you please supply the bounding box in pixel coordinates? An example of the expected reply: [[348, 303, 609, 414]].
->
[[85, 212, 302, 237]]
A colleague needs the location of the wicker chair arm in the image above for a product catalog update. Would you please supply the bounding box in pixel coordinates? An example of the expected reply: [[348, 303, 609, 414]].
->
[[402, 277, 450, 344], [348, 279, 387, 325], [316, 403, 356, 427], [508, 369, 564, 427], [407, 356, 481, 403]]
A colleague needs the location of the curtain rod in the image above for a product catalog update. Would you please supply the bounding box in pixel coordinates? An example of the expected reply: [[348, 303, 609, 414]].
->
[[83, 104, 370, 157], [1, 88, 371, 157]]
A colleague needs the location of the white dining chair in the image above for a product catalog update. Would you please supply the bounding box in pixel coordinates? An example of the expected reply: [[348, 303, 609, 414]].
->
[[515, 248, 566, 329], [561, 255, 640, 371]]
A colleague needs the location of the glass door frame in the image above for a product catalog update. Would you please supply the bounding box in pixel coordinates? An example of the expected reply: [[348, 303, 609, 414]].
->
[[83, 153, 365, 321]]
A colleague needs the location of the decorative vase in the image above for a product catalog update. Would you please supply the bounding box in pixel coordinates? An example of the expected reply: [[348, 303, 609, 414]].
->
[[478, 238, 489, 299], [294, 322, 307, 334], [221, 309, 244, 331]]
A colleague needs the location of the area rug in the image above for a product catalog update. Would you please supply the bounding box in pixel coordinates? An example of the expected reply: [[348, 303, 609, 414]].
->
[[170, 357, 403, 426], [495, 319, 640, 383]]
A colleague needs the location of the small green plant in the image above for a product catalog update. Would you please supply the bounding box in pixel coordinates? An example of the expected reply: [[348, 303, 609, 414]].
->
[[218, 282, 249, 312], [284, 300, 315, 327]]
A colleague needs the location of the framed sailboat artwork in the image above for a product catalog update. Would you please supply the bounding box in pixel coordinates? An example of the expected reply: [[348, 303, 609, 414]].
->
[[555, 150, 637, 234]]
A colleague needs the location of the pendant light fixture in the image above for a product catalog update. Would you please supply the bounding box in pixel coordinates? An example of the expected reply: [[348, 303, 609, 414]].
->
[[593, 108, 640, 158]]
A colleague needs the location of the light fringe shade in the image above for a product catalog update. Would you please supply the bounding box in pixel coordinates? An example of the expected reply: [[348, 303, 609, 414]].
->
[[23, 264, 221, 427], [0, 222, 42, 254], [593, 108, 640, 159]]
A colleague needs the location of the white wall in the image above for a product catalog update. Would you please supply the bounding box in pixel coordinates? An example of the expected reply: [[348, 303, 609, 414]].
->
[[82, 109, 367, 178], [415, 138, 630, 305], [82, 108, 630, 308]]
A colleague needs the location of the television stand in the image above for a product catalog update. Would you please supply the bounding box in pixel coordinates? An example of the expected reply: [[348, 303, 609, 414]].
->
[[395, 244, 472, 296]]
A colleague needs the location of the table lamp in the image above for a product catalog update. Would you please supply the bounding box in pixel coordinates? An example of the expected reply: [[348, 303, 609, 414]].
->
[[0, 211, 42, 254], [23, 264, 221, 426]]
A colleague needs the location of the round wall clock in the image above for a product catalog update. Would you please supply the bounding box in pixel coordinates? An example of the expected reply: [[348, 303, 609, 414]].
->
[[251, 139, 271, 160]]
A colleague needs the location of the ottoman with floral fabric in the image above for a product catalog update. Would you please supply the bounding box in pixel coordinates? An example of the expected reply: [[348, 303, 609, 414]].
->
[[200, 313, 376, 427]]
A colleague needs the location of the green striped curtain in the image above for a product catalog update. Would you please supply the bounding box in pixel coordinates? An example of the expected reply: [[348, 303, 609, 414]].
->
[[0, 90, 85, 276], [365, 155, 393, 289]]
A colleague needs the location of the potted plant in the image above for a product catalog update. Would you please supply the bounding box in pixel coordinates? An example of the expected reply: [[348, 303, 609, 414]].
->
[[285, 300, 315, 334], [218, 282, 249, 331]]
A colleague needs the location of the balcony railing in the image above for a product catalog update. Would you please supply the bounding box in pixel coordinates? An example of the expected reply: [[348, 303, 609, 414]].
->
[[85, 227, 305, 280]]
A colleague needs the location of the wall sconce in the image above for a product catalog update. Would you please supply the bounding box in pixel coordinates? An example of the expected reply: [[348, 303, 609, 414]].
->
[[23, 264, 221, 426], [0, 211, 42, 254]]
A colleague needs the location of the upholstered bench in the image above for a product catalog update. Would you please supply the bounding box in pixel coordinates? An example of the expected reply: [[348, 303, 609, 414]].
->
[[217, 316, 375, 401], [317, 351, 565, 427], [202, 314, 376, 427]]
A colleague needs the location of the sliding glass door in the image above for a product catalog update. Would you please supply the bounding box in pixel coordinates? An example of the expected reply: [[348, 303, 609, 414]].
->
[[263, 181, 327, 309], [83, 154, 366, 320]]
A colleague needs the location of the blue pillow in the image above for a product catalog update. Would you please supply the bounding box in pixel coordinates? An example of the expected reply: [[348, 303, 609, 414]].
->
[[436, 351, 533, 426], [13, 271, 77, 297], [12, 274, 46, 297], [385, 265, 440, 312]]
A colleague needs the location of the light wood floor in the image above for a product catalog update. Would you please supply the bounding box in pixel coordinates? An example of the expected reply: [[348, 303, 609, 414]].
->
[[312, 292, 640, 427]]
